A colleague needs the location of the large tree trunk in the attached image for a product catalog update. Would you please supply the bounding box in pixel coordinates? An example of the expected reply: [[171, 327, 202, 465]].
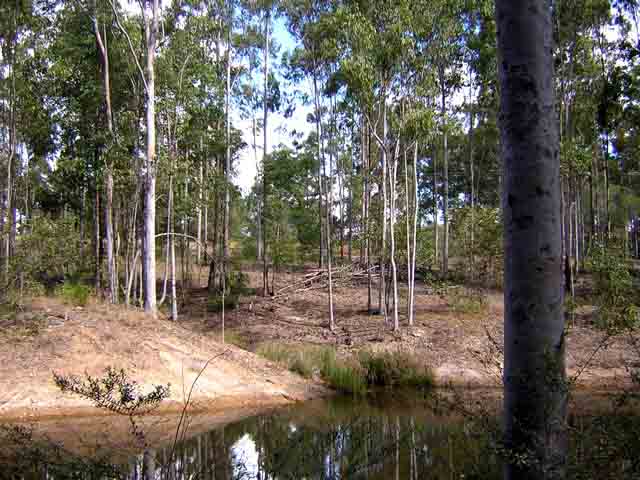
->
[[496, 2, 567, 479]]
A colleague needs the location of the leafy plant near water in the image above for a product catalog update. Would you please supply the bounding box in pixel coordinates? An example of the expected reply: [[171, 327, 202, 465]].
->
[[53, 367, 170, 417], [359, 350, 435, 388], [256, 343, 434, 395]]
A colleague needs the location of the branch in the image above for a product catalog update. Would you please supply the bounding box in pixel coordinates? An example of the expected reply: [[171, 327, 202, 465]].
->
[[107, 0, 149, 94], [364, 112, 386, 152]]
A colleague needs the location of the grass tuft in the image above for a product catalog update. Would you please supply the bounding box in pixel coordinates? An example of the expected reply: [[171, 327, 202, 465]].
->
[[359, 350, 435, 389], [256, 343, 434, 395]]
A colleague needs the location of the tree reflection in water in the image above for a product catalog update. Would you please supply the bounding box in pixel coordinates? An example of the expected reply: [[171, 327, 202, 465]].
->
[[3, 392, 640, 479]]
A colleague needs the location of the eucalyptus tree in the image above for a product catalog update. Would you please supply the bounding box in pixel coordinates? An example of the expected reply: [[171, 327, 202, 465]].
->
[[108, 0, 161, 315], [496, 1, 567, 478], [284, 0, 337, 328]]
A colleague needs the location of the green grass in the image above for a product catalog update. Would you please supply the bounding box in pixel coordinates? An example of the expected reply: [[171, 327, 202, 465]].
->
[[256, 343, 434, 395], [359, 350, 435, 389]]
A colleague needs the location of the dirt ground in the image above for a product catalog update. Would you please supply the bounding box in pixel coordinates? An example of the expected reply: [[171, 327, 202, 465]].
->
[[0, 296, 328, 420], [182, 267, 638, 391], [0, 266, 636, 422]]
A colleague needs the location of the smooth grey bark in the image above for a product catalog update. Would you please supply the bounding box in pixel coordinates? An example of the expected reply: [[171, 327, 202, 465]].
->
[[222, 1, 233, 341], [93, 10, 117, 304], [432, 146, 438, 267], [496, 2, 567, 479], [313, 70, 334, 331], [439, 68, 449, 278], [379, 105, 388, 321], [261, 10, 270, 295], [389, 139, 399, 331], [141, 0, 159, 316]]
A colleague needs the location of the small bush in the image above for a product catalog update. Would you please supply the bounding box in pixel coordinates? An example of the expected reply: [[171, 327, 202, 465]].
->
[[57, 282, 92, 306], [589, 245, 639, 331], [448, 289, 487, 315], [359, 350, 435, 389]]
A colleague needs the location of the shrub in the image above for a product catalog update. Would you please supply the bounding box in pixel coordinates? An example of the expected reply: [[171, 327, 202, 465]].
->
[[58, 282, 92, 307], [359, 350, 435, 389], [448, 289, 488, 315], [12, 216, 84, 293], [588, 245, 638, 331]]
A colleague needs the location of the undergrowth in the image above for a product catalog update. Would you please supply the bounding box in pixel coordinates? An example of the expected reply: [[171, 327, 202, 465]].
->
[[256, 343, 434, 395]]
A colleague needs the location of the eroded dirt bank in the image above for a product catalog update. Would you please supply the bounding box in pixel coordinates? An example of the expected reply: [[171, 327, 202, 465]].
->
[[0, 297, 328, 421]]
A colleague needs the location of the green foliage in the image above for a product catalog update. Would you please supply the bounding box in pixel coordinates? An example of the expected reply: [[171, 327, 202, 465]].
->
[[256, 343, 434, 394], [451, 207, 503, 286], [57, 282, 92, 307], [319, 349, 367, 396], [448, 288, 488, 316], [53, 367, 170, 416], [12, 216, 84, 292], [588, 245, 638, 331], [358, 350, 435, 389], [208, 271, 252, 313]]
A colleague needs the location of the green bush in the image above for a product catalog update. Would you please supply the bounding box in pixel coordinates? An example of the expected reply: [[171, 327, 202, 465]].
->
[[588, 245, 638, 331], [12, 216, 84, 292], [57, 282, 92, 306], [448, 289, 488, 315], [359, 350, 435, 389]]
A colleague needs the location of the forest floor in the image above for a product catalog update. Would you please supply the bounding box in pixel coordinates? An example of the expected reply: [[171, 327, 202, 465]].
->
[[0, 264, 635, 423], [0, 296, 328, 421], [181, 266, 638, 392]]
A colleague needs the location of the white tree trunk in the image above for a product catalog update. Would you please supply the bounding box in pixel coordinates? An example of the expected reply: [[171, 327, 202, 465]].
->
[[142, 0, 159, 316]]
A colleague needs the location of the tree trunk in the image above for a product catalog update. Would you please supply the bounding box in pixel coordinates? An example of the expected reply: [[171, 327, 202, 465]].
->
[[410, 142, 419, 326], [262, 10, 270, 295], [389, 140, 399, 331], [432, 146, 439, 268], [379, 104, 388, 321], [94, 12, 117, 304], [496, 2, 567, 478], [313, 70, 334, 331], [440, 73, 449, 278], [142, 0, 159, 316]]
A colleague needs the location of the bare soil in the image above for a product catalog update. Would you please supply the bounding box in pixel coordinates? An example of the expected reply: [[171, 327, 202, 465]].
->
[[0, 267, 635, 423], [183, 267, 638, 391], [0, 296, 328, 421]]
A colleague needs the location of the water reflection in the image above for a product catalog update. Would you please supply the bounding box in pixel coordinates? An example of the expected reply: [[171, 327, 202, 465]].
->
[[121, 393, 501, 480], [4, 392, 640, 479]]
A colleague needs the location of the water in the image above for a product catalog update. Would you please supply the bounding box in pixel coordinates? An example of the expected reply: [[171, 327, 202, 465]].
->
[[3, 390, 640, 479]]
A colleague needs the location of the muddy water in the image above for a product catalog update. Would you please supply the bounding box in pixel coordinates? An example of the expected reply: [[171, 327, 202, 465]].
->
[[3, 390, 640, 479]]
